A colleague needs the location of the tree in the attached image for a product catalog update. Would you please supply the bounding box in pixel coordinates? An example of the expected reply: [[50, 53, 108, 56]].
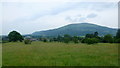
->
[[57, 35, 63, 42], [116, 29, 120, 39], [53, 37, 58, 42], [85, 34, 94, 38], [115, 38, 120, 43], [63, 34, 71, 43], [94, 32, 98, 37], [72, 36, 79, 43], [103, 34, 113, 43], [83, 38, 99, 44], [114, 29, 120, 43], [8, 31, 23, 42], [43, 39, 47, 42]]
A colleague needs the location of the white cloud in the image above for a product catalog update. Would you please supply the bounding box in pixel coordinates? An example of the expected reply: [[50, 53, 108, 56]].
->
[[1, 0, 119, 2], [2, 2, 65, 22], [0, 4, 2, 35], [86, 9, 118, 28], [2, 2, 118, 35]]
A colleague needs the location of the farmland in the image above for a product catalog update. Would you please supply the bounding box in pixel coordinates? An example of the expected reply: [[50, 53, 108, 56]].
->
[[2, 42, 119, 66]]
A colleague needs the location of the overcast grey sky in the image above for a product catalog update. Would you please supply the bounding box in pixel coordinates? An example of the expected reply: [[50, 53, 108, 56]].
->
[[1, 0, 119, 35]]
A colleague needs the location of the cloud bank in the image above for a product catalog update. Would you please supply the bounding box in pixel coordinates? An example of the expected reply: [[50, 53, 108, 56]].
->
[[1, 1, 118, 35]]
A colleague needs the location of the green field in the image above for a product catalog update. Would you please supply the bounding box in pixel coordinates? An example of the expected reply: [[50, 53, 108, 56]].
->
[[2, 42, 119, 66], [0, 43, 2, 67]]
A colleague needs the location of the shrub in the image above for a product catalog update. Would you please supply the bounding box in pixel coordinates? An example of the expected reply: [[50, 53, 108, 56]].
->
[[63, 34, 71, 43], [24, 39, 32, 44], [43, 39, 47, 42], [83, 38, 99, 44], [115, 38, 120, 43], [81, 39, 85, 43], [85, 34, 94, 38], [103, 34, 113, 43], [63, 37, 70, 43], [72, 36, 79, 43]]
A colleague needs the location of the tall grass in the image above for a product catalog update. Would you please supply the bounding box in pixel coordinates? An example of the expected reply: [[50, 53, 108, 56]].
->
[[2, 42, 118, 66], [0, 43, 2, 67]]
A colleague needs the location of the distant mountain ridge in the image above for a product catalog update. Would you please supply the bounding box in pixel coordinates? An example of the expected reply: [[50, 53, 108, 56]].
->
[[32, 23, 117, 37]]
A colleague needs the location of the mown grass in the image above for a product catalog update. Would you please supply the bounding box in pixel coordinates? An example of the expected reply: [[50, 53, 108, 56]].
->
[[2, 42, 119, 66]]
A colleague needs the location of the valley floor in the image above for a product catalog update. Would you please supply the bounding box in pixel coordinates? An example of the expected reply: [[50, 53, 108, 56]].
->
[[2, 42, 119, 66]]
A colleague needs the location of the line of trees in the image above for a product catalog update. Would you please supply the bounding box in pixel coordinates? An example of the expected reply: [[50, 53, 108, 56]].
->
[[39, 29, 120, 44], [3, 29, 120, 44]]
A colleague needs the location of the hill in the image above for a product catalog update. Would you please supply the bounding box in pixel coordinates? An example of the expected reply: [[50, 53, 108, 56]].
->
[[32, 23, 117, 37]]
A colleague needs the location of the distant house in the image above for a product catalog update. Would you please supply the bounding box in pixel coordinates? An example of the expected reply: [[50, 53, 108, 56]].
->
[[24, 36, 38, 41], [24, 36, 32, 40]]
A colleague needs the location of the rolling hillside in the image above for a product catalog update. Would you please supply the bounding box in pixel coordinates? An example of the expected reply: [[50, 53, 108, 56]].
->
[[32, 23, 117, 37]]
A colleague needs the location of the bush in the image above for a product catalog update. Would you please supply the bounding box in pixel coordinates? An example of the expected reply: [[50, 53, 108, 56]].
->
[[72, 36, 79, 43], [43, 39, 47, 42], [83, 38, 99, 44], [115, 38, 120, 43], [81, 39, 85, 43], [63, 37, 70, 43], [63, 34, 71, 43], [103, 34, 113, 43], [24, 39, 32, 44]]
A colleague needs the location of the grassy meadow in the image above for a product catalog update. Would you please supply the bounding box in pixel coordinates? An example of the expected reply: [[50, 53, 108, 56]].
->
[[0, 43, 2, 67], [2, 42, 119, 66]]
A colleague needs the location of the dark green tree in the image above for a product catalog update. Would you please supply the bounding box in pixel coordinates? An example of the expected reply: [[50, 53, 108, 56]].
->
[[83, 38, 99, 44], [116, 29, 120, 39], [85, 34, 94, 38], [57, 35, 63, 42], [63, 34, 71, 43], [103, 34, 113, 43], [72, 36, 79, 43], [114, 29, 120, 43], [8, 31, 23, 42], [53, 37, 58, 41], [94, 32, 98, 37]]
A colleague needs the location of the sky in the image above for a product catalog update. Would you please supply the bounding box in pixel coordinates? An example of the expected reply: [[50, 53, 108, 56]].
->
[[1, 0, 119, 35]]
